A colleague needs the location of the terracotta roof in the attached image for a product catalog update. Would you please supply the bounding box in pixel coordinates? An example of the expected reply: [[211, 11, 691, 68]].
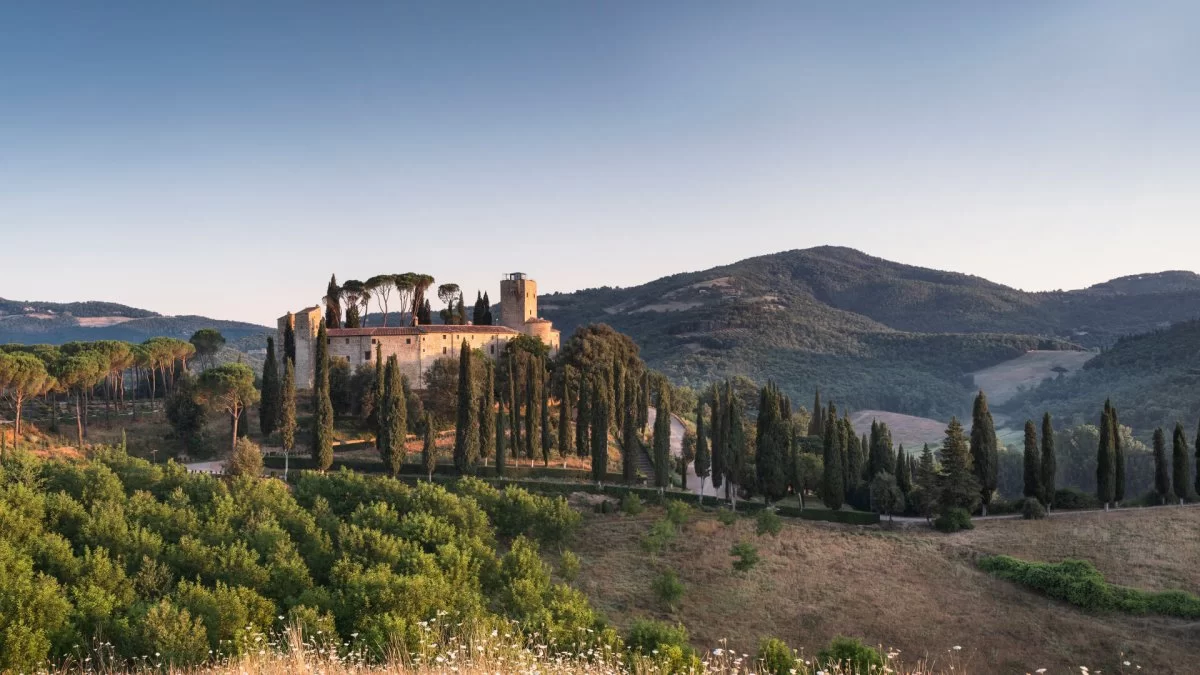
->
[[525, 317, 552, 324], [329, 325, 519, 337]]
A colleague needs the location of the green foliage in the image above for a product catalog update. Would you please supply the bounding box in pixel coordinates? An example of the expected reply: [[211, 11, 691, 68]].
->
[[1022, 499, 1046, 520], [228, 437, 263, 478], [559, 550, 580, 582], [1053, 487, 1101, 510], [755, 381, 790, 502], [665, 500, 691, 528], [716, 509, 737, 526], [821, 405, 844, 510], [165, 372, 207, 447], [311, 324, 335, 471], [937, 417, 980, 514], [730, 541, 760, 573], [933, 507, 974, 533], [757, 637, 799, 675], [640, 519, 677, 554], [625, 619, 701, 672], [1172, 423, 1192, 502], [620, 492, 644, 515], [651, 568, 684, 610], [969, 391, 999, 512], [755, 509, 782, 536], [818, 636, 885, 672], [869, 471, 905, 520], [453, 340, 479, 474], [980, 555, 1200, 619]]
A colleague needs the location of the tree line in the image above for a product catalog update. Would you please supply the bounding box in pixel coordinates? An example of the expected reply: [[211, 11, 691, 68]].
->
[[320, 273, 494, 329]]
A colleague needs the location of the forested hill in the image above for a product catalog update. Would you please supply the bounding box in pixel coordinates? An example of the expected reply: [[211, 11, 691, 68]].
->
[[1000, 319, 1200, 435], [539, 247, 1200, 419], [0, 297, 271, 347]]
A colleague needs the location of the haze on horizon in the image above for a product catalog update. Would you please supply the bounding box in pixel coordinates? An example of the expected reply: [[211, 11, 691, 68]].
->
[[2, 1, 1198, 325]]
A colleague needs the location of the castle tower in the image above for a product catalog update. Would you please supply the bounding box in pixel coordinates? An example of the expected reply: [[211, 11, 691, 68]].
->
[[500, 273, 537, 330]]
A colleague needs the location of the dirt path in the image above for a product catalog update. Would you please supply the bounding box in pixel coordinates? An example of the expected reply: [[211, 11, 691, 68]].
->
[[647, 408, 728, 499]]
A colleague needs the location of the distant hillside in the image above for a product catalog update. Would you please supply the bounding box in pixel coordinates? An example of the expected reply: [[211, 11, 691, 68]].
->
[[0, 296, 271, 349], [540, 247, 1200, 419], [1000, 319, 1200, 435]]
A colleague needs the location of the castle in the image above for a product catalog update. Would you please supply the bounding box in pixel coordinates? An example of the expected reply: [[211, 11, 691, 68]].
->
[[278, 273, 560, 389]]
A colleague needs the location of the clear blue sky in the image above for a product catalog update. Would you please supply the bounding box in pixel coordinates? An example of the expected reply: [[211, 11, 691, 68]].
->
[[2, 1, 1197, 324]]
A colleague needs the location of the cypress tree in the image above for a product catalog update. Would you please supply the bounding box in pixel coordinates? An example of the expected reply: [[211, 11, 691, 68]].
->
[[283, 319, 296, 365], [379, 355, 406, 477], [808, 389, 823, 437], [1022, 420, 1041, 500], [540, 370, 551, 466], [1194, 421, 1200, 498], [653, 383, 672, 489], [895, 444, 911, 494], [914, 443, 938, 519], [575, 371, 590, 459], [844, 416, 862, 496], [525, 358, 538, 463], [694, 398, 710, 500], [373, 343, 384, 449], [473, 291, 485, 325], [453, 340, 478, 473], [821, 404, 844, 510], [613, 359, 625, 438], [259, 337, 280, 437], [638, 370, 650, 432], [1112, 406, 1125, 504], [1096, 401, 1115, 509], [1172, 422, 1190, 504], [495, 407, 507, 478], [421, 413, 436, 480], [280, 359, 296, 478], [725, 383, 746, 508], [325, 274, 342, 329], [479, 360, 495, 466], [509, 353, 522, 457], [590, 380, 609, 483], [756, 383, 789, 503], [483, 292, 493, 325], [1041, 413, 1056, 509], [710, 384, 724, 492], [311, 323, 334, 471], [969, 391, 999, 515], [622, 375, 638, 484], [558, 371, 572, 463], [938, 417, 980, 513], [1153, 428, 1171, 504]]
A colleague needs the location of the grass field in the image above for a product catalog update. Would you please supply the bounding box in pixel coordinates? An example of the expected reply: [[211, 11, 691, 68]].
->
[[971, 349, 1095, 406], [848, 410, 946, 449], [570, 505, 1200, 675]]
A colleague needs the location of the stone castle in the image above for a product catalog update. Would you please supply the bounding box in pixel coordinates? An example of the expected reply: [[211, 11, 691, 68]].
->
[[278, 273, 560, 389]]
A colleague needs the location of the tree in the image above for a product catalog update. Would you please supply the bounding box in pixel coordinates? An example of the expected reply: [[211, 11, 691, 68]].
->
[[324, 274, 342, 329], [870, 472, 904, 522], [54, 350, 105, 445], [453, 340, 478, 473], [0, 351, 52, 437], [895, 445, 912, 494], [524, 357, 540, 464], [283, 319, 297, 364], [437, 284, 461, 324], [422, 413, 437, 481], [912, 443, 939, 520], [844, 417, 863, 496], [969, 392, 999, 515], [495, 406, 507, 478], [694, 399, 710, 501], [653, 384, 671, 490], [228, 437, 263, 477], [479, 360, 496, 466], [190, 328, 226, 370], [792, 451, 822, 511], [681, 429, 695, 490], [279, 359, 297, 480], [259, 338, 280, 438], [482, 291, 493, 325], [807, 389, 823, 437], [937, 417, 980, 514], [341, 279, 366, 328], [710, 384, 724, 493], [1041, 413, 1056, 509], [1022, 420, 1041, 501], [165, 372, 206, 446], [311, 323, 335, 471], [622, 376, 638, 484], [558, 372, 572, 464], [1172, 422, 1190, 504], [590, 380, 609, 483], [1096, 401, 1115, 510], [574, 369, 589, 459], [1112, 406, 1126, 505], [366, 274, 395, 326], [821, 405, 844, 510], [540, 370, 552, 466], [724, 383, 747, 509], [373, 343, 384, 448], [1152, 428, 1172, 505], [1194, 421, 1200, 498], [195, 363, 260, 454], [379, 356, 407, 477], [755, 383, 789, 503]]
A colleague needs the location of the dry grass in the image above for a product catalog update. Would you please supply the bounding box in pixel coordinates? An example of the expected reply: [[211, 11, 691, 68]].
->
[[848, 410, 945, 449], [970, 350, 1094, 405], [572, 506, 1200, 675]]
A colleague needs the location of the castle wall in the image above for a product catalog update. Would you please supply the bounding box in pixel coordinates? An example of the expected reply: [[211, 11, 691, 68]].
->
[[500, 276, 537, 330], [328, 328, 519, 388], [277, 307, 321, 389]]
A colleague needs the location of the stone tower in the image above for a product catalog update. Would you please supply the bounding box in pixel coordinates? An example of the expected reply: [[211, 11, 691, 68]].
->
[[500, 273, 537, 330]]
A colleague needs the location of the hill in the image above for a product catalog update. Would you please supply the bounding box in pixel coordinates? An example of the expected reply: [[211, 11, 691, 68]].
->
[[0, 296, 271, 348], [1000, 319, 1200, 434]]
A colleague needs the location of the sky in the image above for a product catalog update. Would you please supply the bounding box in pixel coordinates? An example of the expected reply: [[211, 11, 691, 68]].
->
[[2, 1, 1198, 325]]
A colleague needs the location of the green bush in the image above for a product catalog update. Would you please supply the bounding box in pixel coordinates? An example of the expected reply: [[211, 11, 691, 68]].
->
[[934, 507, 974, 532], [730, 541, 760, 573], [979, 555, 1200, 619], [757, 636, 799, 675], [1022, 499, 1047, 520], [818, 636, 885, 672], [560, 550, 580, 582], [621, 493, 644, 515], [626, 619, 701, 672], [652, 569, 685, 610], [755, 509, 782, 536], [1054, 487, 1101, 510], [717, 509, 738, 526], [665, 500, 691, 528], [641, 519, 677, 554]]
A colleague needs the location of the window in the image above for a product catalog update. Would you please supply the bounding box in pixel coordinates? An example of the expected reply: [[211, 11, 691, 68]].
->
[[443, 347, 447, 355], [364, 351, 371, 360], [345, 338, 350, 344], [406, 338, 411, 344], [489, 344, 495, 354]]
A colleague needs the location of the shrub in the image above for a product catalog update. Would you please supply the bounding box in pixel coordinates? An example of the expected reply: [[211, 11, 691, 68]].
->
[[730, 541, 760, 573], [560, 550, 580, 582], [934, 507, 974, 533], [641, 519, 677, 554], [819, 636, 885, 672], [626, 619, 701, 672], [227, 438, 263, 478], [1022, 499, 1046, 520], [665, 500, 691, 528], [755, 509, 782, 536], [757, 636, 799, 675], [717, 509, 737, 526], [1054, 487, 1101, 510], [652, 569, 685, 610], [621, 493, 644, 515]]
